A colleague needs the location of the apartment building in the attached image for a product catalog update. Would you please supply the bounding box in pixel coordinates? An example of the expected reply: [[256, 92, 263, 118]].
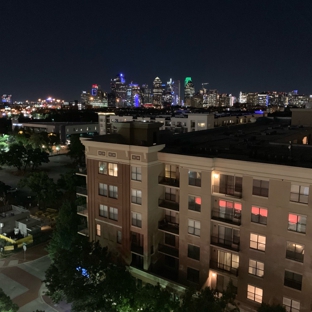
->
[[78, 120, 312, 312]]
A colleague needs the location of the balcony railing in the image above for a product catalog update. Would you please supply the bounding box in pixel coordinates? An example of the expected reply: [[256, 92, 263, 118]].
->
[[212, 185, 242, 198], [131, 244, 144, 255], [284, 278, 302, 290], [286, 250, 304, 263], [78, 224, 89, 236], [158, 220, 179, 235], [158, 243, 179, 258], [158, 176, 180, 187], [158, 199, 179, 211], [210, 260, 238, 276], [211, 209, 241, 226], [77, 205, 87, 216], [76, 186, 87, 195], [210, 235, 240, 252], [76, 167, 87, 175]]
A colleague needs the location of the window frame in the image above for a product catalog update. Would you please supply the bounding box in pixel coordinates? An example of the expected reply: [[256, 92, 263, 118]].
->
[[188, 171, 201, 187], [187, 244, 200, 260], [188, 219, 201, 236], [248, 259, 264, 277], [252, 179, 269, 197], [109, 207, 118, 221], [96, 224, 101, 237], [250, 233, 266, 252], [109, 185, 118, 199], [251, 206, 268, 225], [284, 270, 302, 290], [99, 204, 108, 218], [290, 184, 309, 204], [288, 213, 306, 234], [286, 242, 304, 263], [283, 297, 300, 312], [187, 267, 200, 284], [131, 166, 142, 181], [247, 285, 263, 303], [131, 189, 142, 205], [99, 183, 108, 196], [99, 161, 107, 174], [132, 212, 142, 228], [117, 231, 122, 244], [188, 195, 201, 212], [108, 163, 118, 177]]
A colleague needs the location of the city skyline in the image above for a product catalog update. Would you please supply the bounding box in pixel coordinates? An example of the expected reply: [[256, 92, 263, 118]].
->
[[1, 0, 312, 101]]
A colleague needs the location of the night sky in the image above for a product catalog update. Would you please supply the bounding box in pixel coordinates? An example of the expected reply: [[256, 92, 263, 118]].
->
[[1, 0, 312, 101]]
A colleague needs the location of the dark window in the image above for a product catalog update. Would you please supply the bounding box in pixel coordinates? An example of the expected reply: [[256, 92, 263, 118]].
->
[[188, 245, 200, 260], [188, 195, 201, 212], [218, 175, 242, 196], [109, 185, 118, 199], [165, 233, 176, 247], [99, 183, 108, 196], [284, 271, 302, 290], [187, 267, 200, 283], [188, 171, 201, 187], [253, 179, 269, 197]]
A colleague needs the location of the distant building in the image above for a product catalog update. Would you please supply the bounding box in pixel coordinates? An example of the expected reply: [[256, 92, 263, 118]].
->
[[239, 92, 247, 104], [111, 74, 127, 107], [153, 77, 163, 107], [184, 77, 195, 106], [81, 85, 108, 108]]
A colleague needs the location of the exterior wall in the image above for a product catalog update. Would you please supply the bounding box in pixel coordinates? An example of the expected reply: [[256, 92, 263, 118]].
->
[[291, 109, 312, 127], [81, 137, 312, 312]]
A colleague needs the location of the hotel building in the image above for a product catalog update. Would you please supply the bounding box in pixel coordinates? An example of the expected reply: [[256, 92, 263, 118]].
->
[[77, 118, 312, 312]]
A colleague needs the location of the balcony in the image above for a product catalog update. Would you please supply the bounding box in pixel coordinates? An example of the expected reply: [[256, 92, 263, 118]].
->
[[78, 225, 89, 236], [76, 186, 87, 196], [77, 205, 88, 216], [210, 260, 238, 276], [286, 250, 304, 263], [158, 243, 179, 259], [131, 244, 144, 255], [158, 199, 179, 211], [76, 167, 87, 176], [211, 209, 241, 226], [158, 176, 180, 188], [210, 235, 240, 252], [158, 220, 179, 235], [212, 185, 242, 198]]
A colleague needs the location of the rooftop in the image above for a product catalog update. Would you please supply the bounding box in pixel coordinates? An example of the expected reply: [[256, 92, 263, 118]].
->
[[161, 118, 312, 168]]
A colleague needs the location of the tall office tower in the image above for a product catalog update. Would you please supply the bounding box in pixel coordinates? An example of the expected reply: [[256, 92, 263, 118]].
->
[[206, 90, 218, 107], [172, 80, 181, 105], [126, 83, 141, 108], [184, 77, 195, 106], [141, 84, 152, 104], [153, 77, 163, 107], [111, 73, 127, 107], [239, 92, 248, 104]]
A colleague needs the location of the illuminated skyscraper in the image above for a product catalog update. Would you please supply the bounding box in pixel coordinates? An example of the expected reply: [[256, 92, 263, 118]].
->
[[153, 77, 163, 107], [111, 73, 127, 107], [184, 77, 195, 105]]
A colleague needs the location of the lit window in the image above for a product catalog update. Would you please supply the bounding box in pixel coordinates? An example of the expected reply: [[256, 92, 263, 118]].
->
[[216, 199, 241, 220], [283, 297, 300, 312], [99, 162, 107, 174], [251, 206, 268, 225], [250, 233, 266, 251], [96, 224, 101, 237], [188, 219, 200, 236], [286, 242, 304, 262], [248, 259, 264, 277], [131, 166, 142, 181], [288, 213, 306, 233], [132, 212, 142, 228], [290, 185, 309, 204], [247, 285, 263, 303], [108, 163, 118, 177], [131, 189, 142, 205], [99, 204, 108, 218], [188, 195, 201, 212]]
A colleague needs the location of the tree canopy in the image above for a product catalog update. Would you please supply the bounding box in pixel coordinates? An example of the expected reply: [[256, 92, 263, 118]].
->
[[67, 134, 85, 166], [0, 287, 19, 312]]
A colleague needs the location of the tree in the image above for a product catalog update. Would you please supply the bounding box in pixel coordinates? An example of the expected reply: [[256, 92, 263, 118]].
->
[[45, 240, 136, 312], [47, 201, 80, 260], [19, 171, 58, 209], [0, 134, 9, 151], [57, 170, 80, 201], [0, 287, 19, 312], [0, 181, 9, 205], [258, 303, 286, 312], [67, 134, 85, 166]]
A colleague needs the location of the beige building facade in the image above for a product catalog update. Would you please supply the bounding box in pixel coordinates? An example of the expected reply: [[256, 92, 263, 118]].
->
[[78, 122, 312, 312]]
